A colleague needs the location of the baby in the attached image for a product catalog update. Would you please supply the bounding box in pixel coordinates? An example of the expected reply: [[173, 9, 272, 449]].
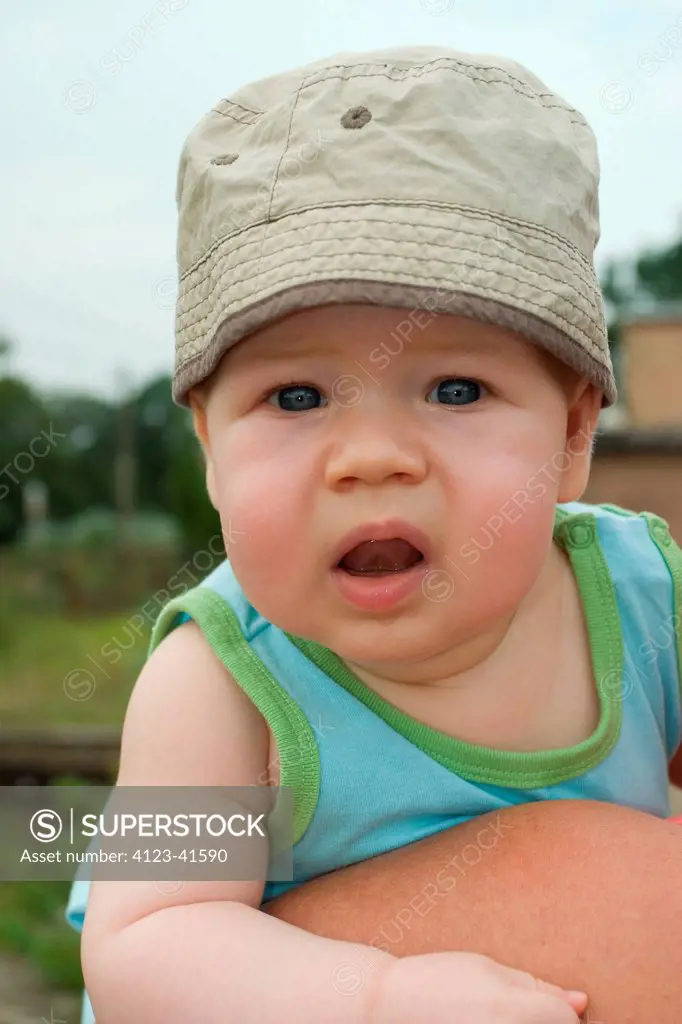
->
[[68, 45, 682, 1022]]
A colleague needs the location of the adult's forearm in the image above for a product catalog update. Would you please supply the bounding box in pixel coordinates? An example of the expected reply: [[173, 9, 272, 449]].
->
[[266, 800, 682, 1024]]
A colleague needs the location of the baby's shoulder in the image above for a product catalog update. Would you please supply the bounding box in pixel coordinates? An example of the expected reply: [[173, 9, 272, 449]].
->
[[117, 620, 270, 787]]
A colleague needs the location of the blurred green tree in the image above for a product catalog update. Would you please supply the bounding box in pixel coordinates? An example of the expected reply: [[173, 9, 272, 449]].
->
[[0, 375, 51, 543], [601, 229, 682, 332], [0, 359, 217, 554], [634, 236, 682, 302], [134, 375, 219, 557]]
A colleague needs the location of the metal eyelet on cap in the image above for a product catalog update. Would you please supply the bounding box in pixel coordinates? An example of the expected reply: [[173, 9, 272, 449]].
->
[[340, 105, 372, 129], [565, 520, 595, 549], [211, 154, 239, 165]]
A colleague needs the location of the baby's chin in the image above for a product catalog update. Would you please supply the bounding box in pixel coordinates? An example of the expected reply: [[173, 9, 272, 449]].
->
[[295, 611, 472, 668], [246, 571, 511, 664]]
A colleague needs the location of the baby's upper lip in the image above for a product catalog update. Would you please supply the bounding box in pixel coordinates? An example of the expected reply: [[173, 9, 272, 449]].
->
[[332, 518, 432, 567]]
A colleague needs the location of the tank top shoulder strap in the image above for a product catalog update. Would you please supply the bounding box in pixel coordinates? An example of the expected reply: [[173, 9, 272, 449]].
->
[[148, 559, 320, 842]]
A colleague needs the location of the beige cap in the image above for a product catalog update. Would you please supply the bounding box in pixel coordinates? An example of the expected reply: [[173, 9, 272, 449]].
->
[[173, 45, 616, 406]]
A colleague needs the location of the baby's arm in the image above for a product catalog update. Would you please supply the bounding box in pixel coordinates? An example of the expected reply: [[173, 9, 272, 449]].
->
[[81, 623, 586, 1024], [81, 622, 389, 1022]]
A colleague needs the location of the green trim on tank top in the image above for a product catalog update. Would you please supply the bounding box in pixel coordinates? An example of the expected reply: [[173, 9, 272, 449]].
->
[[148, 588, 320, 844], [584, 503, 682, 703], [641, 511, 682, 703], [286, 508, 624, 789]]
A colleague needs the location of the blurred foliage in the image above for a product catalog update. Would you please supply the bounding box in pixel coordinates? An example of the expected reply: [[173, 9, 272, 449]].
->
[[0, 369, 219, 553], [0, 361, 214, 997], [635, 236, 682, 302], [601, 228, 682, 354], [0, 605, 142, 726], [0, 777, 99, 993], [0, 880, 83, 991]]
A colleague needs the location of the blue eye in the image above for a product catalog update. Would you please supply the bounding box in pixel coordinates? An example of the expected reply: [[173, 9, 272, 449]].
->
[[428, 378, 485, 406], [267, 385, 326, 412]]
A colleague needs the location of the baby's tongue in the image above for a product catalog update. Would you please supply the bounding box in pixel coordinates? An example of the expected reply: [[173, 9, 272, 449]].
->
[[340, 538, 421, 575]]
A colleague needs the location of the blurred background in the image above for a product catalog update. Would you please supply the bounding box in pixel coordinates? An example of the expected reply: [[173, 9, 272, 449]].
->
[[2, 0, 682, 1018]]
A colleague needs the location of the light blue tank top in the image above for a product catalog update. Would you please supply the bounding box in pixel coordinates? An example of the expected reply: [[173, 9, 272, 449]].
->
[[65, 502, 682, 1023]]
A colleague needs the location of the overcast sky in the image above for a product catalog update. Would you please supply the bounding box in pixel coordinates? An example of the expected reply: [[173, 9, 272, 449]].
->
[[2, 0, 682, 398]]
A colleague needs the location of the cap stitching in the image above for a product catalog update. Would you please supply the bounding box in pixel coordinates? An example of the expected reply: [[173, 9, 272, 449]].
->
[[178, 219, 601, 319], [297, 58, 588, 126], [302, 69, 586, 126], [180, 222, 598, 311], [175, 276, 606, 378], [256, 78, 307, 288], [213, 97, 263, 119], [249, 84, 302, 325], [265, 81, 305, 224], [179, 230, 600, 326], [226, 97, 263, 115], [180, 201, 597, 282], [211, 105, 262, 126], [301, 55, 569, 104], [178, 258, 603, 346], [176, 248, 604, 341]]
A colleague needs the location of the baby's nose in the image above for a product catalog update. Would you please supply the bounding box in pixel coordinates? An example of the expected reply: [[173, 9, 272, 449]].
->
[[325, 433, 427, 489]]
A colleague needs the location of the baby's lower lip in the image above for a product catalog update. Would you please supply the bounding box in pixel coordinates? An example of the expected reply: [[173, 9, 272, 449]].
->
[[331, 561, 429, 612]]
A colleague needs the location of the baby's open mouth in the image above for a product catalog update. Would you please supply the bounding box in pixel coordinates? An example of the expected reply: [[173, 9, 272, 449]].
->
[[337, 538, 425, 576]]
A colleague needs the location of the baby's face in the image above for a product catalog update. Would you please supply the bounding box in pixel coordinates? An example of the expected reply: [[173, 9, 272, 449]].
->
[[195, 305, 596, 665]]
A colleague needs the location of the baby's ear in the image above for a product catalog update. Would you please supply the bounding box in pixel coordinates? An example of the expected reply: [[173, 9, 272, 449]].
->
[[188, 391, 220, 511], [189, 388, 206, 440], [557, 381, 602, 502]]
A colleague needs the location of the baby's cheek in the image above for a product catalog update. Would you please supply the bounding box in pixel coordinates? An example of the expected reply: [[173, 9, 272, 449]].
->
[[216, 458, 311, 614], [449, 460, 558, 611]]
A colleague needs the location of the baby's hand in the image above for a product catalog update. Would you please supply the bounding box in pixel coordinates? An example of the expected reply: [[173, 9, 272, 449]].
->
[[370, 951, 588, 1023]]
